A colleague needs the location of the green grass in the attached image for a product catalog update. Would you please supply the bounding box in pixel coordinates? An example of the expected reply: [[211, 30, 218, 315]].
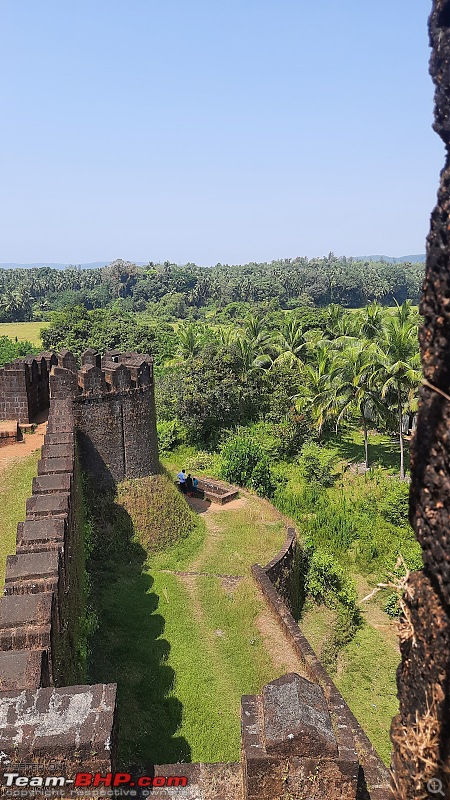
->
[[0, 322, 49, 347], [300, 598, 399, 765], [335, 623, 399, 765], [88, 480, 290, 765], [0, 451, 40, 590], [325, 427, 410, 474], [200, 500, 286, 576]]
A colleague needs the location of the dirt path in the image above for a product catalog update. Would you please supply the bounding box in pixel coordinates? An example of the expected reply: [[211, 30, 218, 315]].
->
[[0, 422, 46, 475], [176, 494, 309, 679]]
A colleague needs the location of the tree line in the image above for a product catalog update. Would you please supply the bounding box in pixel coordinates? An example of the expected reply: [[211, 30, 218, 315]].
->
[[0, 255, 424, 322], [156, 301, 420, 478]]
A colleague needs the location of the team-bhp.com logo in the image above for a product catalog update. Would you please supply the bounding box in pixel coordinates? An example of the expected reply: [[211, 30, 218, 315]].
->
[[2, 772, 188, 791]]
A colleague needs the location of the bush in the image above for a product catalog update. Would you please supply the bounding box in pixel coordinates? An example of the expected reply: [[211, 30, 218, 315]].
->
[[220, 432, 276, 497], [321, 605, 362, 673], [306, 550, 357, 610], [250, 457, 276, 498], [378, 481, 410, 526], [220, 435, 264, 487], [157, 419, 184, 454], [384, 592, 401, 619], [298, 442, 337, 486], [0, 336, 37, 367]]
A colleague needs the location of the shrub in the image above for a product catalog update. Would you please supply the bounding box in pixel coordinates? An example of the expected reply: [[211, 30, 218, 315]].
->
[[220, 432, 276, 497], [157, 419, 183, 454], [250, 457, 276, 498], [378, 481, 410, 526], [117, 475, 198, 551], [298, 442, 337, 486], [321, 605, 362, 673], [220, 435, 264, 487], [384, 592, 401, 619], [306, 550, 357, 610]]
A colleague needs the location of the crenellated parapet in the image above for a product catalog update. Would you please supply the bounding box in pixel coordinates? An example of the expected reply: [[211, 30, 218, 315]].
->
[[0, 352, 57, 423], [73, 349, 158, 486]]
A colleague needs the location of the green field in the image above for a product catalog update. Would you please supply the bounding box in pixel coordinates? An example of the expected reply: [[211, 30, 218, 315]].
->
[[0, 322, 49, 347], [0, 451, 41, 591]]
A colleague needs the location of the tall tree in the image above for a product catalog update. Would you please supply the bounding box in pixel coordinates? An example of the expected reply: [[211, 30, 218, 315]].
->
[[375, 308, 421, 479]]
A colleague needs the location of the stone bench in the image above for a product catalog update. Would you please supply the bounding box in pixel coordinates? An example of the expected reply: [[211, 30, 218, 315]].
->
[[178, 477, 238, 505]]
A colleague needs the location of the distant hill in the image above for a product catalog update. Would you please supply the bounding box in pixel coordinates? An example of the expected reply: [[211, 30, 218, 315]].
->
[[0, 255, 427, 269], [0, 262, 147, 270], [352, 255, 426, 264]]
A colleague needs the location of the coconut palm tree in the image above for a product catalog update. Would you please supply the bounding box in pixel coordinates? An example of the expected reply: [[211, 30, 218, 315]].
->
[[243, 314, 272, 352], [322, 342, 382, 468], [294, 344, 337, 438], [374, 312, 421, 479], [217, 326, 237, 348], [272, 318, 308, 368], [359, 301, 384, 340], [233, 336, 271, 380], [178, 325, 202, 359]]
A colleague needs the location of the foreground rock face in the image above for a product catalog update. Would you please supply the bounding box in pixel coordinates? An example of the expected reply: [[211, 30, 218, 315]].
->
[[391, 2, 450, 797]]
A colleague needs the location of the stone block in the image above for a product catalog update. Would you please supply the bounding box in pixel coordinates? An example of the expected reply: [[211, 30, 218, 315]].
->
[[4, 551, 61, 596], [38, 456, 74, 475], [25, 494, 70, 519], [0, 650, 49, 692], [16, 517, 67, 554], [262, 673, 338, 758], [32, 473, 72, 495], [44, 431, 74, 446], [0, 684, 117, 770], [0, 593, 54, 651], [41, 443, 74, 459], [81, 348, 101, 368]]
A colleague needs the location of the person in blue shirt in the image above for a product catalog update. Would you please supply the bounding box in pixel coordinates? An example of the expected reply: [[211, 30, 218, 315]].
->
[[177, 469, 187, 493]]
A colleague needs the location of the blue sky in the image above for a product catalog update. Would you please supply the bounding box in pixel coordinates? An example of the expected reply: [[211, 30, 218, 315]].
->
[[0, 0, 442, 265]]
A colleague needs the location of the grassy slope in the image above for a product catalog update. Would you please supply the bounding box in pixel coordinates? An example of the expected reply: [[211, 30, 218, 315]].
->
[[0, 321, 49, 347], [335, 622, 399, 765], [89, 470, 288, 766], [168, 433, 405, 765], [280, 426, 406, 765], [0, 451, 40, 590], [301, 601, 399, 765]]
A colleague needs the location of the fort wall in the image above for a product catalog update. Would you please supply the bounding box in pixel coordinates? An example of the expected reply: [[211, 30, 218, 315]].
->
[[251, 531, 392, 800], [0, 361, 117, 778], [0, 353, 57, 423]]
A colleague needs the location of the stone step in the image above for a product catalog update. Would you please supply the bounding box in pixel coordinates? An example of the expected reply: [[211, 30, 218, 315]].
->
[[41, 443, 74, 459], [44, 432, 74, 445], [0, 593, 54, 637], [16, 518, 67, 555], [38, 456, 74, 475]]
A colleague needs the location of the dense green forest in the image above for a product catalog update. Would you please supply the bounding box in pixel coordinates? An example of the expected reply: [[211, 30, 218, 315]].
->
[[0, 255, 424, 322]]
